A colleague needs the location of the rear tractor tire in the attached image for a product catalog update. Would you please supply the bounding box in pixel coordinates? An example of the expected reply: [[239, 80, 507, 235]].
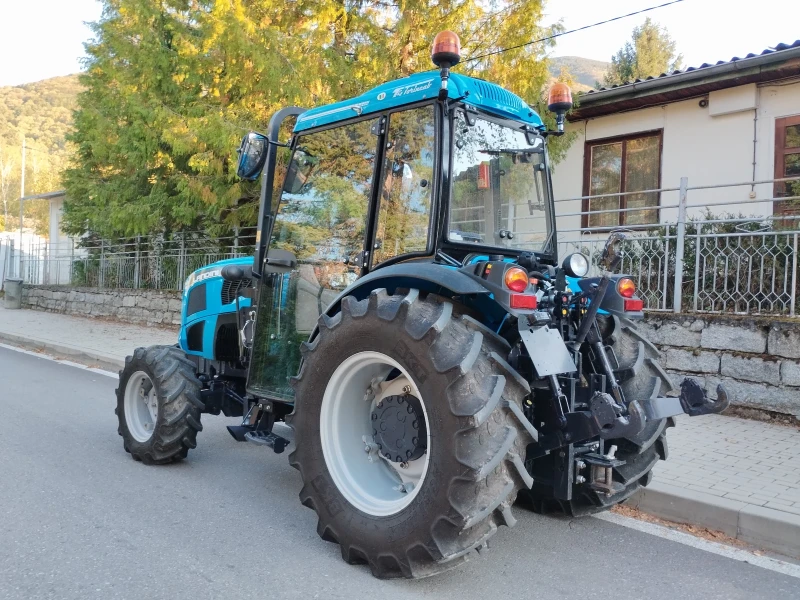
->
[[116, 345, 203, 464], [288, 289, 538, 579]]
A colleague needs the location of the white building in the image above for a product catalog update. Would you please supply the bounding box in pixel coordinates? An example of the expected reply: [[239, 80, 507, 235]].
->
[[551, 40, 800, 235]]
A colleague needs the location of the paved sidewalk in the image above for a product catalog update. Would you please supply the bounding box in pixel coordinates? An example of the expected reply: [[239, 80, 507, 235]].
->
[[628, 414, 800, 558], [658, 415, 800, 516], [0, 306, 177, 370], [1, 306, 799, 557]]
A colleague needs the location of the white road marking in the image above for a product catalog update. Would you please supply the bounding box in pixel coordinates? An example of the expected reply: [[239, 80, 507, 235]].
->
[[0, 342, 118, 379], [595, 511, 800, 580]]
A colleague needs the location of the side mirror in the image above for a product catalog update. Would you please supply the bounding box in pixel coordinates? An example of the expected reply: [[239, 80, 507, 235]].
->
[[547, 83, 573, 134], [600, 231, 626, 272], [236, 132, 269, 180], [282, 149, 317, 195]]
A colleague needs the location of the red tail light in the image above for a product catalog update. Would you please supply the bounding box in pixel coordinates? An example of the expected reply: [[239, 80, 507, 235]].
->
[[504, 267, 529, 293], [618, 278, 636, 298], [510, 294, 537, 310], [624, 298, 644, 312]]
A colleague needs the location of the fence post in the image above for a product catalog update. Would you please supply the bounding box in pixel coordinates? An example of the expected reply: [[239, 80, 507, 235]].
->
[[100, 240, 105, 288], [134, 235, 141, 289], [178, 232, 186, 291], [673, 177, 688, 313], [791, 232, 798, 317], [43, 240, 49, 285], [69, 238, 74, 285]]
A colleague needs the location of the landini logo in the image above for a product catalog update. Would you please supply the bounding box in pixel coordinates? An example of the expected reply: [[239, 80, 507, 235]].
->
[[392, 79, 434, 98]]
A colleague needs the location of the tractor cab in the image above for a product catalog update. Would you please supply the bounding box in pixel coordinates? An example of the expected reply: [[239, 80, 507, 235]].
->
[[238, 38, 566, 402]]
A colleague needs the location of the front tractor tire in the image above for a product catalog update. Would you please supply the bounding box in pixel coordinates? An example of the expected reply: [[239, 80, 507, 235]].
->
[[116, 345, 203, 464], [288, 289, 537, 579]]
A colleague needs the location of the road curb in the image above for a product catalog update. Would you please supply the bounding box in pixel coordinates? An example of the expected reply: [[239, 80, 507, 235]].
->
[[626, 480, 800, 559], [0, 331, 123, 372]]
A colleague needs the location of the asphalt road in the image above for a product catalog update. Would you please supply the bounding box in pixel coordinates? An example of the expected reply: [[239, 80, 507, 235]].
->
[[1, 345, 799, 600]]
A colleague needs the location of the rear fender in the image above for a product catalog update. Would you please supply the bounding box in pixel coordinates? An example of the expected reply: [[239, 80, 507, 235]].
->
[[315, 263, 505, 339]]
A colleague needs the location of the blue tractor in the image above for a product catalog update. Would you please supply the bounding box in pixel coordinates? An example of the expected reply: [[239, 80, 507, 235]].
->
[[116, 32, 728, 578]]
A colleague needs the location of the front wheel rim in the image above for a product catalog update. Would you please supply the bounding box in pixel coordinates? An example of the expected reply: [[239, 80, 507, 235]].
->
[[124, 371, 158, 443], [320, 351, 431, 517]]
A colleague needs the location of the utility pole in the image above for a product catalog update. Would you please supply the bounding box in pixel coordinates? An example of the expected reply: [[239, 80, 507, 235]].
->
[[17, 136, 25, 277]]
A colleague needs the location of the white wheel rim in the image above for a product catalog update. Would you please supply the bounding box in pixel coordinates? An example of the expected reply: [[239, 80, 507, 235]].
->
[[320, 351, 431, 517], [124, 370, 158, 443]]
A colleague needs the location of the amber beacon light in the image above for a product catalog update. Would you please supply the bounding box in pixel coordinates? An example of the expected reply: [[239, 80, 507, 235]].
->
[[547, 82, 573, 134], [431, 31, 461, 100]]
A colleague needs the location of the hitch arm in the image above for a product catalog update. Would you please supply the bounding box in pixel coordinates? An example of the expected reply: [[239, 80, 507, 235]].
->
[[642, 378, 730, 421]]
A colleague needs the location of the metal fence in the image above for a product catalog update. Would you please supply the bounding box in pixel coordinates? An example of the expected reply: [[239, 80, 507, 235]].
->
[[1, 227, 256, 292], [556, 176, 800, 316], [2, 176, 799, 317]]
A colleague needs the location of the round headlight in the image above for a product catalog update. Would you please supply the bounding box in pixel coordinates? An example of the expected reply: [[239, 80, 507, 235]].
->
[[562, 253, 589, 277]]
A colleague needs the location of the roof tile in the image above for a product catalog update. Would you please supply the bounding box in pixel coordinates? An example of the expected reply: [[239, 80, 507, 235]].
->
[[586, 40, 800, 95]]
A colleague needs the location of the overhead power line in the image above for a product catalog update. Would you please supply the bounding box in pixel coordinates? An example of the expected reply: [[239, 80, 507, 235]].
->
[[464, 0, 687, 63]]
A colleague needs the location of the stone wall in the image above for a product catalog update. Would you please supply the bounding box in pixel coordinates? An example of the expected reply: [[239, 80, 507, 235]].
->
[[21, 285, 182, 327], [640, 314, 800, 417]]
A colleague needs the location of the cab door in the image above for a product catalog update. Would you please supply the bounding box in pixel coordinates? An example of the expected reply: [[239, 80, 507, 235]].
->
[[371, 105, 437, 266], [247, 117, 381, 400]]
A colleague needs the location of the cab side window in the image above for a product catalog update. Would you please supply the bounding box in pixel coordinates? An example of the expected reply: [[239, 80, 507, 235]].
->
[[272, 118, 379, 290], [373, 106, 435, 265]]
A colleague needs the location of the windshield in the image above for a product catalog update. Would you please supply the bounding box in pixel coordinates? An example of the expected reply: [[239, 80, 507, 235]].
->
[[450, 110, 552, 251]]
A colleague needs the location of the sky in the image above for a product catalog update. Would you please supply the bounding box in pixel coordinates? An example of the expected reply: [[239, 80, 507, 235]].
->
[[0, 0, 798, 87]]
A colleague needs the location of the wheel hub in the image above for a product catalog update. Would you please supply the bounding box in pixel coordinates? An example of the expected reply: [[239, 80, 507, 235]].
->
[[319, 351, 431, 516], [371, 394, 427, 463], [124, 370, 158, 443]]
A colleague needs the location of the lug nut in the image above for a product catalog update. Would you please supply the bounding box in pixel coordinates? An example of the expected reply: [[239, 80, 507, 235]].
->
[[575, 475, 586, 484], [402, 385, 411, 394], [576, 460, 586, 471]]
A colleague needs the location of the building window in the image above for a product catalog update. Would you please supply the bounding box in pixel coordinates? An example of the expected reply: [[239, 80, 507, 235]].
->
[[774, 115, 800, 214], [582, 131, 662, 229]]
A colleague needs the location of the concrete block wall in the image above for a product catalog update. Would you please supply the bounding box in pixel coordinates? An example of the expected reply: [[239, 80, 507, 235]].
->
[[640, 314, 800, 417], [21, 285, 182, 327]]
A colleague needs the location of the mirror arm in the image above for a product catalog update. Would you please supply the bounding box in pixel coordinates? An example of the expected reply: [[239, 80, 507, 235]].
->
[[252, 106, 307, 279]]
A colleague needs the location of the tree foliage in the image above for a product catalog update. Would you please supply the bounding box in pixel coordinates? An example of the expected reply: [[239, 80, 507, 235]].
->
[[602, 18, 682, 88], [63, 0, 567, 239]]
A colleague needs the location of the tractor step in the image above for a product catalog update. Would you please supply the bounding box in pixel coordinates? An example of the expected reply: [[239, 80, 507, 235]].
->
[[227, 425, 288, 453], [244, 430, 288, 453]]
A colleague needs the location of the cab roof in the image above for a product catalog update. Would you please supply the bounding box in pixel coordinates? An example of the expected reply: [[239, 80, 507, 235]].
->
[[294, 72, 544, 132]]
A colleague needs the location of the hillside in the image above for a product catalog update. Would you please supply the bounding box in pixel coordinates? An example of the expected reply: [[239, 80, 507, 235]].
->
[[0, 74, 82, 232], [549, 56, 610, 92], [0, 74, 82, 155]]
